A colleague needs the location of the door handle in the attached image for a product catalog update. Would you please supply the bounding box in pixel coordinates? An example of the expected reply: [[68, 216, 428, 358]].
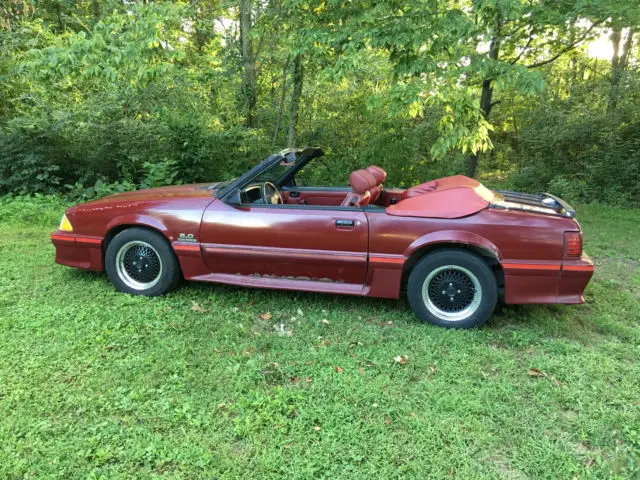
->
[[289, 191, 300, 198], [335, 219, 354, 228]]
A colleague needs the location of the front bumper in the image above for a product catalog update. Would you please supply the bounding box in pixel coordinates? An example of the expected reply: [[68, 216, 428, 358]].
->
[[51, 231, 104, 271]]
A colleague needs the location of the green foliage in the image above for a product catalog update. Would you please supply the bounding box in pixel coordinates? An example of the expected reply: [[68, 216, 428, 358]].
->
[[141, 159, 179, 189], [65, 178, 137, 203], [504, 84, 640, 204], [0, 0, 639, 204], [1, 199, 639, 477]]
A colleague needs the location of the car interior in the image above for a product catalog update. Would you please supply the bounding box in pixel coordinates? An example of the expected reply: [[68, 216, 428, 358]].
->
[[238, 164, 441, 209], [226, 145, 448, 209]]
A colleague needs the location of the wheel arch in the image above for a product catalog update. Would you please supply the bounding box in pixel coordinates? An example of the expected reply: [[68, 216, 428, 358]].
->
[[400, 231, 505, 296], [103, 217, 171, 257]]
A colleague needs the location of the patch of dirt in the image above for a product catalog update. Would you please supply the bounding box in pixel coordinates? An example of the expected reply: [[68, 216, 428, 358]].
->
[[486, 455, 528, 480]]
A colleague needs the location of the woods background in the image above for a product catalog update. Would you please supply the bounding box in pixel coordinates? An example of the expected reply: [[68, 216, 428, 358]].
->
[[1, 0, 638, 204]]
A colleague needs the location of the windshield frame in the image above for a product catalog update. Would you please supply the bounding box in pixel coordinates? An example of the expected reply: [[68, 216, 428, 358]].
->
[[215, 147, 324, 201]]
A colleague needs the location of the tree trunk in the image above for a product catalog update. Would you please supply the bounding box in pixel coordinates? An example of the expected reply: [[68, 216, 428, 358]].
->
[[239, 0, 257, 128], [620, 29, 635, 69], [91, 0, 100, 21], [272, 55, 290, 146], [608, 28, 634, 112], [608, 28, 622, 112], [467, 36, 500, 178], [287, 54, 304, 148], [55, 1, 64, 31]]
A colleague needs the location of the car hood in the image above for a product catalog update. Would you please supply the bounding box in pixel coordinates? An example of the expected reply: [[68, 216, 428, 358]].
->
[[82, 183, 221, 205]]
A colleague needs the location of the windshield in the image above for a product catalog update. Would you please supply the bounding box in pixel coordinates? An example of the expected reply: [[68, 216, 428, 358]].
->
[[252, 152, 298, 185]]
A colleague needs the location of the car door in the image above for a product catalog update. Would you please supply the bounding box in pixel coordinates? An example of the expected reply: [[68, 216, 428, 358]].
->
[[280, 186, 351, 206], [199, 200, 369, 285]]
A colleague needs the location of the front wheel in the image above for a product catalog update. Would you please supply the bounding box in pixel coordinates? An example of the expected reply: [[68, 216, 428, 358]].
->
[[407, 249, 497, 328], [105, 227, 181, 296]]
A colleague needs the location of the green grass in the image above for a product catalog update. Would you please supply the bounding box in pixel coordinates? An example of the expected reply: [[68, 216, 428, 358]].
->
[[1, 197, 639, 479]]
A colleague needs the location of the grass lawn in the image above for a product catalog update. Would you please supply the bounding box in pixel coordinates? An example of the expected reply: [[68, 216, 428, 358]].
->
[[0, 197, 639, 479]]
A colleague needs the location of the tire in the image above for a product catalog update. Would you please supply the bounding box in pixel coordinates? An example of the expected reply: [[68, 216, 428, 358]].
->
[[105, 227, 181, 296], [407, 249, 497, 329]]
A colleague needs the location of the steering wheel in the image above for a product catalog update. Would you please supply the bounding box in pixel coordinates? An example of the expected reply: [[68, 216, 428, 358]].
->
[[261, 182, 283, 205]]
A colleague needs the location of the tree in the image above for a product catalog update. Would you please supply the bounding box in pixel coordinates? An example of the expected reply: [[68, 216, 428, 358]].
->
[[287, 53, 303, 147], [239, 0, 258, 127], [285, 0, 635, 176]]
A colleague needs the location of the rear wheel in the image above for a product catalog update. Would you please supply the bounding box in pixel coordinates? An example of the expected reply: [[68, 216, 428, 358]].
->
[[105, 227, 181, 296], [407, 249, 497, 328]]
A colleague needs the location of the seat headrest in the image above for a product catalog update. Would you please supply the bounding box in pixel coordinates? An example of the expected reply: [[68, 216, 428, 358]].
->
[[349, 169, 377, 193], [365, 166, 387, 184]]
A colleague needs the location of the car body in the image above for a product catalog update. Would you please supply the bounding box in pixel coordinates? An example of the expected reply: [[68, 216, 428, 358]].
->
[[51, 147, 594, 328]]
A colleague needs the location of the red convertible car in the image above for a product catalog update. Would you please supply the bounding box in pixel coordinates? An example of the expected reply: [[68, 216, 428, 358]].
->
[[51, 147, 594, 328]]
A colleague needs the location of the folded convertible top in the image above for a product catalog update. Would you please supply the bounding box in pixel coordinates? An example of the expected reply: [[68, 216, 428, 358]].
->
[[386, 175, 491, 219]]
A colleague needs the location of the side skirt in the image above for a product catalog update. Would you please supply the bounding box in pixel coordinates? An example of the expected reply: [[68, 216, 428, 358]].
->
[[189, 273, 369, 296]]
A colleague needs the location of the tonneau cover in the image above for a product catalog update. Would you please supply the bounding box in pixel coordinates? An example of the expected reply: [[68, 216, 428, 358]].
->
[[386, 175, 491, 218]]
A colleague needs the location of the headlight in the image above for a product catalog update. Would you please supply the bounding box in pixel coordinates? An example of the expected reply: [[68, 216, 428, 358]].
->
[[59, 214, 73, 232]]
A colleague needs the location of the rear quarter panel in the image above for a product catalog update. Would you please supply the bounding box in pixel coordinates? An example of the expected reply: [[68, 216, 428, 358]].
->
[[366, 208, 578, 302]]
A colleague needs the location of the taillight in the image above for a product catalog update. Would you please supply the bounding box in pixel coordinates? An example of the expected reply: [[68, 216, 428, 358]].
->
[[564, 231, 582, 257]]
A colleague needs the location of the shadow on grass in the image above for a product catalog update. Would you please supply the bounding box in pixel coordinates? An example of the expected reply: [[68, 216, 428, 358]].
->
[[61, 267, 636, 345]]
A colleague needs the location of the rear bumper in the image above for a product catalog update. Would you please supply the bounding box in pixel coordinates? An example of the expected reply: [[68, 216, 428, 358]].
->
[[558, 253, 595, 304], [502, 253, 594, 304], [51, 231, 104, 271]]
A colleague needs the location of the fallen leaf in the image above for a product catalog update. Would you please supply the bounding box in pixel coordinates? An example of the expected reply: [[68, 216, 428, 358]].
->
[[192, 302, 203, 312], [394, 355, 409, 365], [385, 419, 392, 425], [528, 368, 544, 377], [358, 367, 365, 374], [260, 312, 272, 320], [334, 366, 343, 373], [217, 403, 225, 409], [450, 467, 455, 477]]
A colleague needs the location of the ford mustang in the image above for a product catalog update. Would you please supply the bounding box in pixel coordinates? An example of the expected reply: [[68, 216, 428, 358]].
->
[[51, 147, 594, 328]]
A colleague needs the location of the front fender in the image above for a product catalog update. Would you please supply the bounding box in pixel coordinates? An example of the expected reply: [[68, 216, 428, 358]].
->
[[104, 214, 171, 240], [404, 230, 502, 261]]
